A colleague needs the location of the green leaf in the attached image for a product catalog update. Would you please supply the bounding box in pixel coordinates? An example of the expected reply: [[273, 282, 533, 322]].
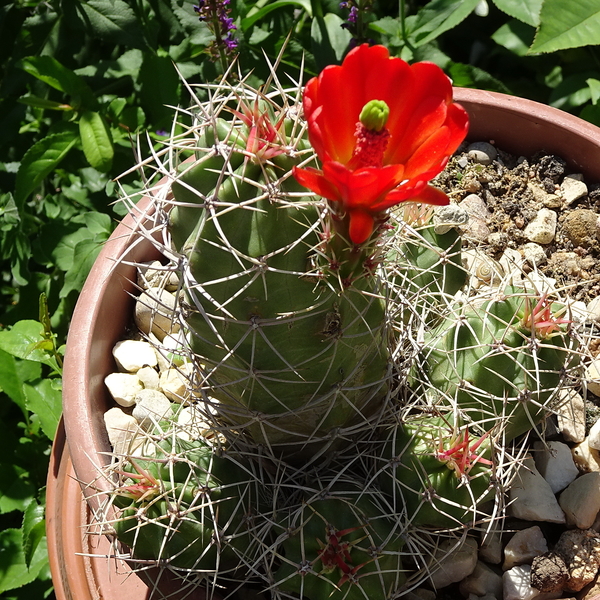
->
[[241, 0, 312, 31], [491, 0, 542, 27], [311, 13, 352, 70], [138, 54, 181, 129], [0, 321, 59, 371], [0, 465, 35, 515], [409, 0, 481, 47], [0, 528, 48, 593], [83, 211, 113, 235], [588, 78, 600, 104], [18, 56, 96, 110], [18, 94, 73, 111], [14, 132, 78, 206], [23, 379, 62, 440], [529, 0, 600, 53], [549, 72, 593, 110], [0, 349, 28, 413], [79, 111, 114, 172], [449, 62, 511, 93], [76, 0, 146, 49], [492, 19, 535, 56], [60, 236, 108, 298], [22, 501, 45, 568]]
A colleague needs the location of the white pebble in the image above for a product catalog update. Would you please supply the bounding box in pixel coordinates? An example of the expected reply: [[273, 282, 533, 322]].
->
[[523, 208, 557, 245], [508, 456, 565, 524], [132, 389, 173, 430], [428, 537, 478, 589], [503, 565, 555, 600], [459, 561, 503, 598], [432, 204, 469, 234], [555, 388, 586, 443], [559, 472, 600, 529], [134, 288, 180, 341], [104, 372, 143, 407], [533, 441, 579, 493], [587, 296, 600, 321], [503, 527, 548, 571], [136, 365, 160, 390], [561, 174, 588, 205], [467, 142, 497, 165], [137, 260, 179, 291], [159, 364, 193, 403], [572, 439, 600, 473], [585, 357, 600, 396], [521, 242, 547, 267], [112, 339, 158, 373], [104, 406, 144, 456], [588, 417, 600, 450]]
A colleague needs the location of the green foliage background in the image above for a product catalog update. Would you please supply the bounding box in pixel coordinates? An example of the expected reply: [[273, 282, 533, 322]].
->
[[1, 0, 600, 596]]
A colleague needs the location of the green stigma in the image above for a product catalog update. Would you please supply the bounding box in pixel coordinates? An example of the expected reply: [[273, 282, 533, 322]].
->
[[359, 100, 390, 132]]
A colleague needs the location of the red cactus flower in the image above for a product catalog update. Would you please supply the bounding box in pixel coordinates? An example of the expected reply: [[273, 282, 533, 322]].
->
[[293, 44, 469, 245]]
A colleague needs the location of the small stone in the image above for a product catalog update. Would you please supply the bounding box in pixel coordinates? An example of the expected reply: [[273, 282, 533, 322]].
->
[[559, 472, 600, 529], [589, 418, 600, 450], [503, 564, 557, 600], [533, 441, 579, 493], [528, 182, 562, 208], [523, 208, 557, 244], [561, 174, 588, 205], [467, 142, 497, 165], [587, 297, 600, 321], [554, 528, 600, 592], [159, 363, 193, 403], [572, 439, 600, 473], [432, 204, 469, 234], [134, 288, 180, 342], [104, 372, 143, 407], [104, 407, 143, 455], [459, 561, 503, 598], [480, 529, 503, 565], [137, 260, 179, 291], [503, 527, 549, 571], [555, 388, 586, 443], [457, 155, 469, 169], [429, 537, 478, 589], [132, 389, 172, 430], [176, 405, 212, 441], [508, 456, 565, 524], [585, 358, 600, 396], [562, 209, 598, 248], [521, 242, 547, 267], [154, 333, 187, 372], [499, 248, 525, 286], [460, 193, 491, 221], [530, 553, 568, 593], [112, 339, 158, 373], [136, 365, 160, 390]]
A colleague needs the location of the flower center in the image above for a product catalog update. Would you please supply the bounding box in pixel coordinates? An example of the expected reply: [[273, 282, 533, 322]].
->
[[350, 99, 390, 169]]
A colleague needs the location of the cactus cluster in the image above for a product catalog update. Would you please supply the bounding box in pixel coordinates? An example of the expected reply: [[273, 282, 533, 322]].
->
[[101, 45, 583, 599]]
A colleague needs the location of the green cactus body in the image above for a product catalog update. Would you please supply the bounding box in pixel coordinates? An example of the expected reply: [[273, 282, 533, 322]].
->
[[171, 127, 390, 453], [112, 439, 263, 572], [377, 416, 494, 529], [275, 485, 405, 600], [420, 288, 578, 441]]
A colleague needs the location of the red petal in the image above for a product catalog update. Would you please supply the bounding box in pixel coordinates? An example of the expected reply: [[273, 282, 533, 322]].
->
[[381, 184, 449, 209], [348, 210, 375, 245], [292, 165, 341, 201], [322, 162, 405, 209]]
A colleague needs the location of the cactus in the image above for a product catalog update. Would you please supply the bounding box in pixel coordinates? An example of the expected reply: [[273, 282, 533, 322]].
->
[[169, 97, 391, 458], [376, 414, 495, 529], [415, 287, 580, 441], [273, 478, 406, 600], [109, 437, 266, 574]]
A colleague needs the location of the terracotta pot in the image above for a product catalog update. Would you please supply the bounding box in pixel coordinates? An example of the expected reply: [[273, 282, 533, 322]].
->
[[48, 88, 600, 599]]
